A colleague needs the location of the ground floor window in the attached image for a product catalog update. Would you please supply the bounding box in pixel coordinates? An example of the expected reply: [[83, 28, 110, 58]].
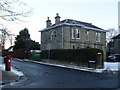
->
[[72, 45, 80, 49]]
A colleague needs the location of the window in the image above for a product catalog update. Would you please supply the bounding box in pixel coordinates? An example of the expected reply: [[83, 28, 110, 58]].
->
[[72, 45, 80, 49], [72, 28, 80, 39], [98, 33, 101, 42], [50, 31, 54, 41], [73, 45, 75, 49], [96, 32, 101, 42], [86, 31, 89, 41], [119, 26, 120, 32], [72, 29, 76, 39], [77, 46, 80, 49], [54, 31, 56, 37], [76, 29, 80, 39]]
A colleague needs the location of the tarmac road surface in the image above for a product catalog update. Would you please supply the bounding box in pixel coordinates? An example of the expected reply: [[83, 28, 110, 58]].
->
[[2, 58, 120, 89]]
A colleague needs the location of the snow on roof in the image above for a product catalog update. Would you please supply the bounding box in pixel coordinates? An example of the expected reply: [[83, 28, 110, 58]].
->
[[40, 19, 106, 32], [112, 34, 120, 39]]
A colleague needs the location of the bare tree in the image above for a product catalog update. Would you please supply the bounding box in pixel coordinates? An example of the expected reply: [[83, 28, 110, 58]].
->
[[0, 0, 31, 22], [0, 0, 32, 49], [8, 33, 16, 47], [0, 27, 16, 49], [106, 28, 118, 43], [0, 27, 11, 49]]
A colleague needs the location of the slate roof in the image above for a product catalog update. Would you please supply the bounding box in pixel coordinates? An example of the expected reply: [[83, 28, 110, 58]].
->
[[40, 19, 105, 32], [63, 19, 103, 29], [112, 34, 120, 39]]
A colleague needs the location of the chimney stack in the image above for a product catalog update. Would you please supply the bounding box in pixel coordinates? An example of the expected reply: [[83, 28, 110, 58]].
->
[[46, 17, 51, 28], [55, 13, 60, 24]]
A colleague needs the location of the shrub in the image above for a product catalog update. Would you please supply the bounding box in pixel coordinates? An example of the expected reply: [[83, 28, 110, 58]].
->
[[41, 48, 104, 68]]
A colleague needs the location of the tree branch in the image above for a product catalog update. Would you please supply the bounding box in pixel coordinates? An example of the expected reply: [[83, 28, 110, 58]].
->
[[0, 0, 32, 21]]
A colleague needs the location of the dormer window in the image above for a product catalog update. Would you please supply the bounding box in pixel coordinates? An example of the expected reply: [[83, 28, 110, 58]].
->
[[71, 21, 77, 24]]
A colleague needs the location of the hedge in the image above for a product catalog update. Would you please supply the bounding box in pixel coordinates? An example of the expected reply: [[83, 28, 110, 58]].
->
[[41, 48, 104, 68]]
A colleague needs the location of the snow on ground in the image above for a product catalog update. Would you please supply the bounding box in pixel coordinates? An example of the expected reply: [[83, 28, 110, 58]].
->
[[11, 67, 24, 76], [0, 57, 23, 76], [0, 64, 23, 76], [95, 62, 120, 73], [24, 59, 120, 73], [104, 62, 120, 71], [0, 56, 120, 74]]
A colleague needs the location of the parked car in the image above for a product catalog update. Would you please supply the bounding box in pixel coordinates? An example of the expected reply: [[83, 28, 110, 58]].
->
[[107, 54, 120, 62]]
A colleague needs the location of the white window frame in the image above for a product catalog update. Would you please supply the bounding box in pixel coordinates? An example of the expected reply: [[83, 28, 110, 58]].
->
[[98, 33, 101, 42], [50, 31, 54, 41], [76, 29, 80, 39], [86, 31, 90, 41], [72, 28, 80, 39], [96, 32, 101, 42], [72, 29, 76, 39]]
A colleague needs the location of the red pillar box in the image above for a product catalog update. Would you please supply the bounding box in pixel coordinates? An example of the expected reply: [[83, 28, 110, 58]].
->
[[5, 54, 11, 71]]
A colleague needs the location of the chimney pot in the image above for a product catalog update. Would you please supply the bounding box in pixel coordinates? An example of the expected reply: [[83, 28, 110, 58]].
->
[[47, 17, 49, 20], [55, 13, 60, 24], [46, 17, 51, 28], [56, 13, 59, 16]]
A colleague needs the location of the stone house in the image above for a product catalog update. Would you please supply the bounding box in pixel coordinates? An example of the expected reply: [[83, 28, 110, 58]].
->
[[107, 34, 120, 54], [40, 13, 106, 58]]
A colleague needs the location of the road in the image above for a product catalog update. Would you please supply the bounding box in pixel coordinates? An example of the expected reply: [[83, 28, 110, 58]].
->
[[2, 58, 120, 89]]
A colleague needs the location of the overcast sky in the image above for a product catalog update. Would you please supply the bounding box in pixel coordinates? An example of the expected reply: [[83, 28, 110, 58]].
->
[[2, 0, 119, 48]]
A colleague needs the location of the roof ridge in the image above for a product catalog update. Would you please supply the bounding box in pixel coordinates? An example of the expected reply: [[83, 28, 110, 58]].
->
[[60, 19, 103, 30], [61, 19, 92, 25], [40, 18, 105, 32]]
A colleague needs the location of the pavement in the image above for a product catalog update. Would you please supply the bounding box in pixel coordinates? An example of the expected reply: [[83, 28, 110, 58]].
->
[[0, 57, 24, 87], [0, 69, 20, 85]]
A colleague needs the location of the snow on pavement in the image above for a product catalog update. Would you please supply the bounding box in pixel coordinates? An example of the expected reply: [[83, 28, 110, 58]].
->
[[0, 64, 23, 76], [31, 59, 120, 73], [24, 58, 120, 73], [104, 62, 120, 71], [0, 57, 23, 77], [1, 56, 120, 74]]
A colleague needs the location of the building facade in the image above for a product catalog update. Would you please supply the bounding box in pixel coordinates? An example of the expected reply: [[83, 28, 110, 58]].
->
[[108, 34, 120, 54], [40, 14, 106, 55]]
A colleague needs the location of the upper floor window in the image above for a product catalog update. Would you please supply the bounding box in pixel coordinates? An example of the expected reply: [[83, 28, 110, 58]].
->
[[72, 29, 76, 39], [86, 31, 90, 41], [72, 28, 80, 39], [76, 29, 80, 39], [50, 31, 54, 41], [96, 32, 101, 42]]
